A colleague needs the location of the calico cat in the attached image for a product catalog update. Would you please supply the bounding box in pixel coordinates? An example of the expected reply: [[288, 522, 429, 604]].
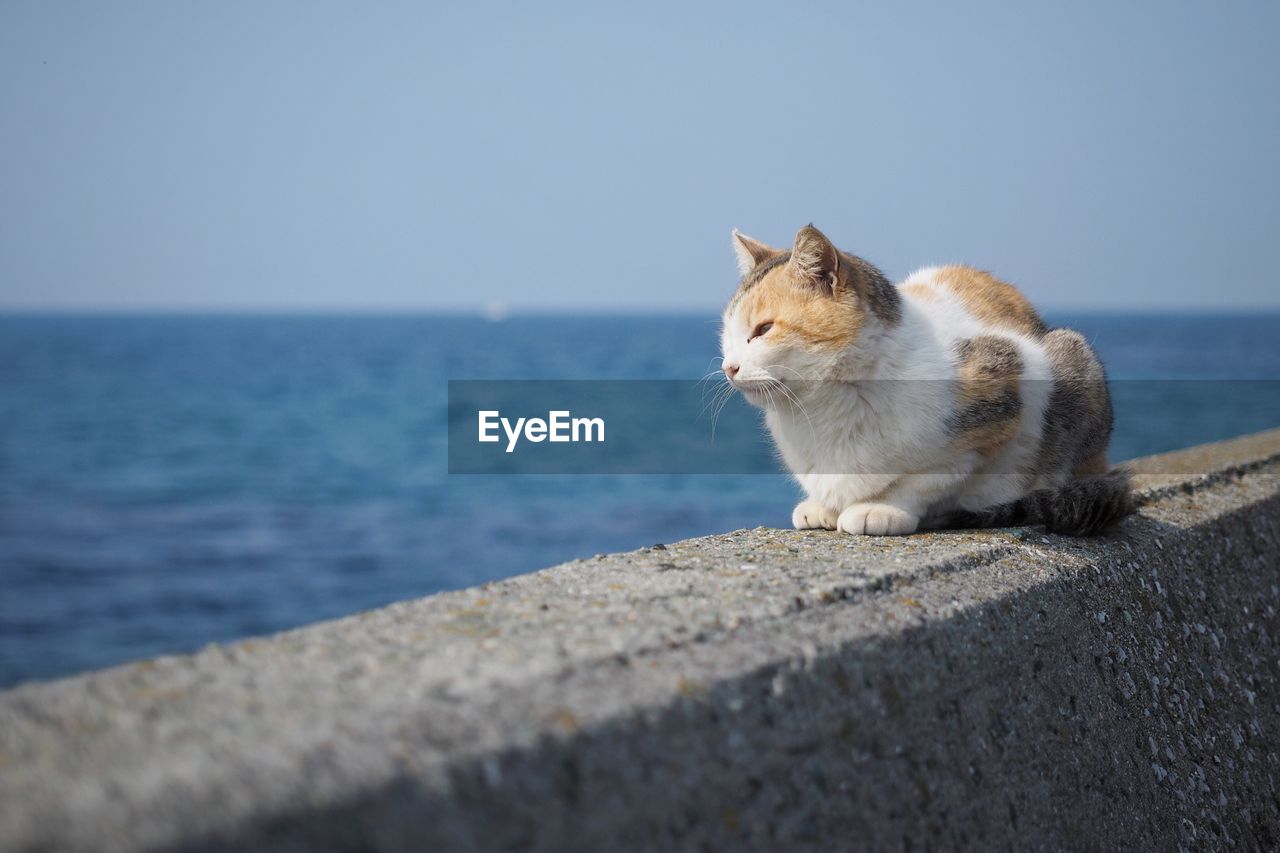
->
[[721, 224, 1132, 536]]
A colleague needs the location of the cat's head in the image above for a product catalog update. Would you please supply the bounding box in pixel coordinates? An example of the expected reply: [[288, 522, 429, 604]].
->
[[720, 224, 898, 407]]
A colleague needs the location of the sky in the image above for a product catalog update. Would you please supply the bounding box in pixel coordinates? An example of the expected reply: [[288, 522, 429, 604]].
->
[[1, 1, 1278, 312]]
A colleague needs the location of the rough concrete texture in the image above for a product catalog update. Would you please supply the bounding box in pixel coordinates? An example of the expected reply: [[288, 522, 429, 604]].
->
[[2, 429, 1279, 852]]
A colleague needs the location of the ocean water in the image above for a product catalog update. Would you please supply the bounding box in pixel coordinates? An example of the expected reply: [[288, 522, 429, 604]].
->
[[2, 313, 1279, 687]]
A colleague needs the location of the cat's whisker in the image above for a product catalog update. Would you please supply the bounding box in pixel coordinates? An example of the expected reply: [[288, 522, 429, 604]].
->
[[709, 391, 725, 440], [697, 368, 727, 390], [770, 378, 819, 447], [709, 381, 739, 441], [699, 378, 733, 421], [697, 358, 729, 391], [760, 363, 808, 381], [703, 379, 732, 428]]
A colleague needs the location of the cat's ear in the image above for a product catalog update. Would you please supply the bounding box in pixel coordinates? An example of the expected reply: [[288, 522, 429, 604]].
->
[[788, 224, 839, 295], [732, 230, 777, 276]]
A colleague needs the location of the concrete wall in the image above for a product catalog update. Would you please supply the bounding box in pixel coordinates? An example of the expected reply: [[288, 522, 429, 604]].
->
[[2, 430, 1279, 851]]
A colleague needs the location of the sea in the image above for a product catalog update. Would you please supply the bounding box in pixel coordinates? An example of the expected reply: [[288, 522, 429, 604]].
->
[[2, 313, 1279, 687]]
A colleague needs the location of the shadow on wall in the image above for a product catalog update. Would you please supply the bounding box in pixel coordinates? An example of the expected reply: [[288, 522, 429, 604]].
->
[[180, 509, 1279, 851]]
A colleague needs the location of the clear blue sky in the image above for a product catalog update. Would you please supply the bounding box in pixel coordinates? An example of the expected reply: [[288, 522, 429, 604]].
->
[[2, 1, 1278, 312]]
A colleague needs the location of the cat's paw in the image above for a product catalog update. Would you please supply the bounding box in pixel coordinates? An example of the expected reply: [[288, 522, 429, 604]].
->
[[792, 500, 837, 530], [837, 503, 919, 536]]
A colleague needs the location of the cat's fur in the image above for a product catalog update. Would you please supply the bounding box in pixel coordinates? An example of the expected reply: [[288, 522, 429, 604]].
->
[[721, 224, 1132, 536]]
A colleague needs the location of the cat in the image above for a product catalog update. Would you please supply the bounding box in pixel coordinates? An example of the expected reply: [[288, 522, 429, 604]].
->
[[720, 224, 1132, 536]]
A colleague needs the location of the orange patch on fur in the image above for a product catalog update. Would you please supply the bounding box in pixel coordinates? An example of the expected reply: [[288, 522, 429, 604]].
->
[[742, 265, 863, 352], [951, 336, 1023, 456], [936, 266, 1047, 337], [902, 281, 938, 302]]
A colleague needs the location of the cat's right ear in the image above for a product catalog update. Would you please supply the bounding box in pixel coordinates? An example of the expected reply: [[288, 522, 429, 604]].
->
[[732, 230, 777, 276], [788, 224, 840, 295]]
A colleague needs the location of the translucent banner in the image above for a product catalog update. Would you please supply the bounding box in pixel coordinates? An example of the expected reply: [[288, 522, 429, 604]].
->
[[447, 380, 1280, 475]]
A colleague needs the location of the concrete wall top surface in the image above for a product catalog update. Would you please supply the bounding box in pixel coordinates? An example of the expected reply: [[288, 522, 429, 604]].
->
[[3, 429, 1279, 851]]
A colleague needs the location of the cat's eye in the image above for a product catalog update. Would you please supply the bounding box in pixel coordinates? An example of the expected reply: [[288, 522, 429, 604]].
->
[[749, 321, 774, 342]]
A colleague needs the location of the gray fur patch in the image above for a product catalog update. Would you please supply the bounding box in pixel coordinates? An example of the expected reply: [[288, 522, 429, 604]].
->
[[839, 252, 902, 327], [950, 388, 1021, 433], [952, 336, 1023, 372], [1038, 328, 1113, 477], [948, 336, 1024, 440], [932, 469, 1132, 536]]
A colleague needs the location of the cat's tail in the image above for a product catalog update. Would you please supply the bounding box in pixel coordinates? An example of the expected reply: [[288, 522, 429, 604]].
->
[[932, 469, 1135, 536]]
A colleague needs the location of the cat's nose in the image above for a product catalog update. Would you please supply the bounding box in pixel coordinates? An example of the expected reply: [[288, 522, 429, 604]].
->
[[724, 363, 740, 379]]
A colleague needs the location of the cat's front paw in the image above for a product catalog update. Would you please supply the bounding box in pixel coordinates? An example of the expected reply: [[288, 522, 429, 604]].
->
[[837, 503, 919, 536], [792, 500, 837, 530]]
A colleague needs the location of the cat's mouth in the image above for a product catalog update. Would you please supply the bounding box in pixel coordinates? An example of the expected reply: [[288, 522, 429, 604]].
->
[[729, 378, 773, 406]]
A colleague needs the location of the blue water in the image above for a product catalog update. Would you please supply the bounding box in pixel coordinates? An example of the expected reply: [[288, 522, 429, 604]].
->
[[2, 314, 1279, 687]]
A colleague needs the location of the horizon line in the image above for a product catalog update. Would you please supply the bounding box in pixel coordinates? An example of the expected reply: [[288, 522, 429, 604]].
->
[[2, 305, 1280, 318]]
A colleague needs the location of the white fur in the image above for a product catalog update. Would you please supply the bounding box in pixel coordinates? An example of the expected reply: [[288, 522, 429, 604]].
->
[[721, 265, 1056, 536]]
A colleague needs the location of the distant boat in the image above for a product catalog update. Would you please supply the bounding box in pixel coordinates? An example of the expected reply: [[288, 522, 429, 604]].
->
[[482, 301, 509, 322]]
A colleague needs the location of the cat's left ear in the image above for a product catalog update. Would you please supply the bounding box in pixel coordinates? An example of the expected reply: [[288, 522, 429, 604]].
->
[[732, 230, 778, 276], [788, 224, 840, 295]]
